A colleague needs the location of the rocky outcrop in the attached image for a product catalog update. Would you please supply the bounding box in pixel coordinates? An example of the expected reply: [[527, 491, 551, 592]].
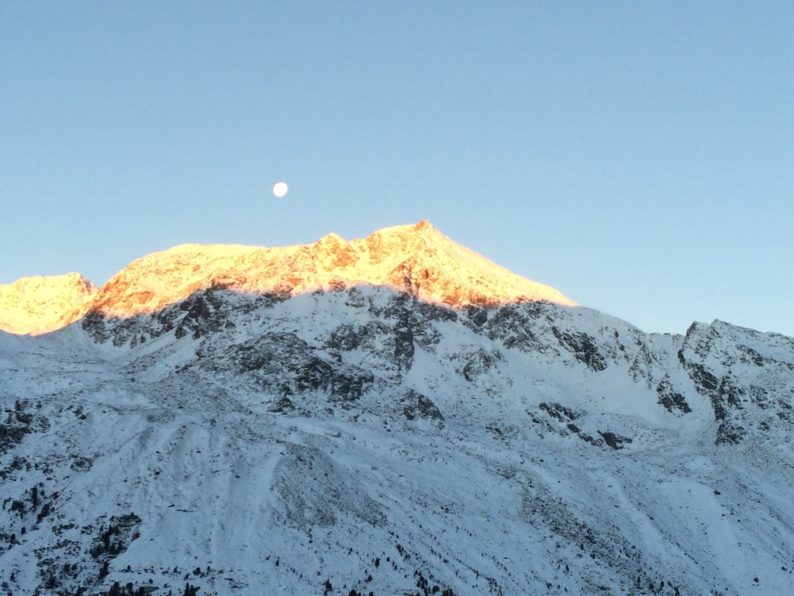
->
[[679, 321, 794, 444]]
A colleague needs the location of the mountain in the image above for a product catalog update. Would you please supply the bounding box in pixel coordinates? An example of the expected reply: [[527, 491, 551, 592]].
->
[[1, 222, 793, 595]]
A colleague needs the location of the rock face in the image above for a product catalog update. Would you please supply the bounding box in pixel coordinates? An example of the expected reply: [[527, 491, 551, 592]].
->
[[0, 223, 793, 595]]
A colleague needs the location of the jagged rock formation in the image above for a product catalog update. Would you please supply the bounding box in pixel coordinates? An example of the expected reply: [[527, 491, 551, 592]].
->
[[0, 222, 792, 594]]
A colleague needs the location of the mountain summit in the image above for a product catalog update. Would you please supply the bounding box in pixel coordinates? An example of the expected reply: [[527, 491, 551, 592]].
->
[[0, 221, 574, 334]]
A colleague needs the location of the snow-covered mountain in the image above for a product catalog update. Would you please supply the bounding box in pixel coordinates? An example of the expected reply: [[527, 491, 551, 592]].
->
[[1, 222, 792, 595], [0, 273, 96, 336]]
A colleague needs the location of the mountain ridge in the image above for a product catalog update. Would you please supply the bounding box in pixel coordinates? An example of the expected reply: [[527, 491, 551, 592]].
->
[[0, 221, 576, 336]]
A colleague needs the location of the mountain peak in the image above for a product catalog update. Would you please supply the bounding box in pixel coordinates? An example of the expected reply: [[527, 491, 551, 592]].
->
[[0, 272, 97, 335], [404, 218, 436, 235], [0, 222, 576, 334]]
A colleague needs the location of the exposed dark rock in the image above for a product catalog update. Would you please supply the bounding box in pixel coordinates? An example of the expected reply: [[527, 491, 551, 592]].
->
[[400, 390, 444, 425], [539, 402, 581, 422], [1, 401, 48, 454], [481, 304, 544, 353], [462, 349, 500, 383], [90, 513, 142, 562], [464, 306, 488, 328], [551, 327, 608, 372], [220, 333, 375, 402], [598, 431, 633, 450], [82, 289, 282, 347], [269, 396, 296, 413], [715, 422, 746, 445], [656, 377, 691, 414], [393, 312, 415, 373]]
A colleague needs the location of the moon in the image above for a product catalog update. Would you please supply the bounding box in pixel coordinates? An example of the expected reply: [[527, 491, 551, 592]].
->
[[273, 181, 289, 198]]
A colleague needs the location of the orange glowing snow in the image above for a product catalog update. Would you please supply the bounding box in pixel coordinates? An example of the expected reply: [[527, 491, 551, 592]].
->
[[0, 221, 576, 335], [0, 273, 97, 335]]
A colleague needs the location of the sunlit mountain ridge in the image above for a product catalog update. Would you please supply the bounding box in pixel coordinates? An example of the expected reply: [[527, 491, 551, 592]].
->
[[0, 220, 575, 335]]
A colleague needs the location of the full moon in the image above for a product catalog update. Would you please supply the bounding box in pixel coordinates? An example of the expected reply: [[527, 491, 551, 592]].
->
[[273, 181, 289, 198]]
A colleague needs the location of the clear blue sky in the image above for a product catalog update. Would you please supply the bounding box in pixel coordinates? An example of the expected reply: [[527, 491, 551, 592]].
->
[[2, 2, 792, 335]]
